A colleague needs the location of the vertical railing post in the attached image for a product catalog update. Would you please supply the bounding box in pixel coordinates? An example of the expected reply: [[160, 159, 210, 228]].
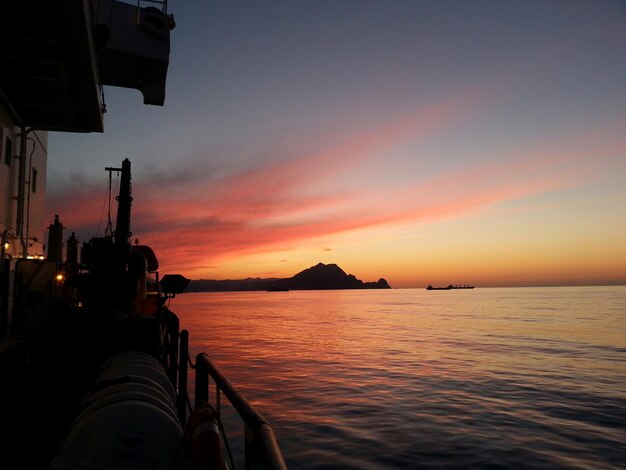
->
[[177, 329, 189, 425], [167, 312, 179, 386], [195, 353, 209, 409], [244, 424, 264, 470]]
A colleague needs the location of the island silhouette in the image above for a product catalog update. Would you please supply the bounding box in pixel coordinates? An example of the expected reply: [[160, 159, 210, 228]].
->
[[187, 263, 391, 292]]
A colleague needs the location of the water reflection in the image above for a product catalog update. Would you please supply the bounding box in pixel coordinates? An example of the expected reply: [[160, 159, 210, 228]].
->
[[174, 287, 626, 469]]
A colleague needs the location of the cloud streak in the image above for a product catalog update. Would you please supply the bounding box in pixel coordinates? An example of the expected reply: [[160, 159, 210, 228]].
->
[[47, 90, 626, 277]]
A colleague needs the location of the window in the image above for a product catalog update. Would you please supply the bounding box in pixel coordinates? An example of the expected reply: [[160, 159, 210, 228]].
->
[[32, 168, 38, 193], [4, 136, 11, 166]]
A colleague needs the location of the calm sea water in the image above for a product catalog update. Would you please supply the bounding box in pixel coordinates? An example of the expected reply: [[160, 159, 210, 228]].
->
[[172, 287, 626, 469]]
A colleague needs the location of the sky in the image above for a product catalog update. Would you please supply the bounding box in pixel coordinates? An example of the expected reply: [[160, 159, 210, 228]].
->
[[47, 0, 626, 288]]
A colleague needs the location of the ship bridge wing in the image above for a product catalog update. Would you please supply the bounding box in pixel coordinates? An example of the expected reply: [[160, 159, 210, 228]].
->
[[0, 0, 174, 133], [0, 0, 103, 132]]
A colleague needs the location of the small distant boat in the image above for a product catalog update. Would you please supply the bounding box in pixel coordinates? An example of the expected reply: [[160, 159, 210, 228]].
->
[[426, 284, 474, 290]]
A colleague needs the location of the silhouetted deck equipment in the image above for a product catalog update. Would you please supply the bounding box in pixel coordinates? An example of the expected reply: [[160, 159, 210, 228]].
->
[[1, 2, 285, 467], [1, 159, 286, 469]]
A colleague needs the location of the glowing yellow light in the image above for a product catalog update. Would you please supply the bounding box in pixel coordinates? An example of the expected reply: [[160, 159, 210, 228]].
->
[[3, 242, 8, 250], [56, 274, 64, 282]]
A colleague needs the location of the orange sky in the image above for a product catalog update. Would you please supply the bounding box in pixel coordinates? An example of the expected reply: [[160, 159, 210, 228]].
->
[[48, 98, 626, 287], [48, 2, 626, 287]]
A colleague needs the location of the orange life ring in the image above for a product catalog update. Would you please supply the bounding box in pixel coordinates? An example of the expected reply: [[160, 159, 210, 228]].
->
[[186, 406, 226, 470]]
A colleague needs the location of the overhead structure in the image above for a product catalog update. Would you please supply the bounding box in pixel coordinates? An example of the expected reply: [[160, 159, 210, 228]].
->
[[0, 0, 175, 133]]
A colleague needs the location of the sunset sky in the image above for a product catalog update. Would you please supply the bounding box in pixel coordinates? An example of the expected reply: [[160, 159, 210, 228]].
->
[[47, 1, 625, 288]]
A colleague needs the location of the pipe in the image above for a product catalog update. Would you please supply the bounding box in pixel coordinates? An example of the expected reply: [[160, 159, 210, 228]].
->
[[177, 329, 189, 425], [24, 137, 37, 253], [16, 127, 41, 258], [16, 126, 27, 257]]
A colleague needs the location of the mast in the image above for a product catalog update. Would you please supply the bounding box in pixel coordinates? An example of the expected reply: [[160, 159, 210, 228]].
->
[[113, 158, 133, 250]]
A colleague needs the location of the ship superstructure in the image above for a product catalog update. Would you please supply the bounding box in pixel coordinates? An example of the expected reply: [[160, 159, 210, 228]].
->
[[1, 0, 174, 331], [0, 2, 286, 468]]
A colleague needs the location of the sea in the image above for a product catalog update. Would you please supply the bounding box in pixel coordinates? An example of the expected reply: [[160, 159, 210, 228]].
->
[[172, 286, 626, 469]]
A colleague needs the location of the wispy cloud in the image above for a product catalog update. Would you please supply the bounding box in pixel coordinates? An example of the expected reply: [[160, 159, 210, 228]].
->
[[47, 90, 626, 276]]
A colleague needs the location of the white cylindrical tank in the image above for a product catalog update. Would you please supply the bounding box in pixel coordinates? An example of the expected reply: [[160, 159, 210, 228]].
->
[[51, 351, 183, 470], [96, 352, 177, 405]]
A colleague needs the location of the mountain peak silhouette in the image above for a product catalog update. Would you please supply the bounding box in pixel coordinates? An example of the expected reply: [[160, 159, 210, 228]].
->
[[187, 262, 391, 291]]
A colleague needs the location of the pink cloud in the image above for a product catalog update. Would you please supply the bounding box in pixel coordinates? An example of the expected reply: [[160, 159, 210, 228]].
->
[[47, 92, 626, 277]]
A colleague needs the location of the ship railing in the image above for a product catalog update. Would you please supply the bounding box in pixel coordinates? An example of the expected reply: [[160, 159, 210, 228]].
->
[[178, 330, 287, 470]]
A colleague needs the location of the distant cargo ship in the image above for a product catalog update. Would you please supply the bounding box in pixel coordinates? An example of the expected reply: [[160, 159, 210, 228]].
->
[[426, 284, 475, 290]]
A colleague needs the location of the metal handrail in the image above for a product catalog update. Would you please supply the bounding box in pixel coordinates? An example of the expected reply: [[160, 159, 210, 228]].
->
[[180, 330, 287, 470]]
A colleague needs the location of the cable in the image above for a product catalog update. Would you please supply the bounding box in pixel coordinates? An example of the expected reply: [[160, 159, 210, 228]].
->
[[95, 182, 109, 236]]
